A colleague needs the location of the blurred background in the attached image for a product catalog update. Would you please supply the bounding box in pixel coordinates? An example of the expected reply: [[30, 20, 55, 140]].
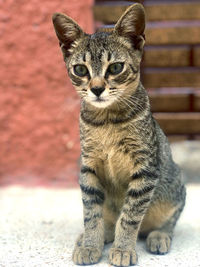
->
[[0, 0, 94, 186], [0, 0, 200, 187]]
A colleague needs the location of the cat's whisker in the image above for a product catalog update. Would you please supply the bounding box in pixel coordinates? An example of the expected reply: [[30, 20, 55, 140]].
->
[[116, 96, 136, 114], [110, 89, 144, 110], [124, 94, 145, 112], [116, 94, 144, 114]]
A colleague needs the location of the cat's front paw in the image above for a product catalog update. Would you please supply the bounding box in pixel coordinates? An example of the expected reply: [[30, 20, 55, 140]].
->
[[72, 246, 102, 265], [109, 247, 137, 266]]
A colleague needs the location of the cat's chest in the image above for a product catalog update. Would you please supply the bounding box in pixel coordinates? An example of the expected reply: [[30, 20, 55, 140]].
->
[[83, 124, 124, 156], [81, 124, 137, 185]]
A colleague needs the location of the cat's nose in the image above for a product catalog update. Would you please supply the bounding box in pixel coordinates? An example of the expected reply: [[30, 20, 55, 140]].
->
[[91, 87, 105, 97]]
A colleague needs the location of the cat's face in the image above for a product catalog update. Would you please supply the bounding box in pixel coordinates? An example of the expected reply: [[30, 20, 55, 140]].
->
[[66, 32, 143, 108], [53, 4, 145, 109]]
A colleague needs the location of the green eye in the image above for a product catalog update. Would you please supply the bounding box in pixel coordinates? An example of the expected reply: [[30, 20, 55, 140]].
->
[[74, 65, 88, 77], [107, 62, 124, 75]]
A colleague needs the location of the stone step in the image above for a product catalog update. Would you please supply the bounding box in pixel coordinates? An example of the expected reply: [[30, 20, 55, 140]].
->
[[94, 1, 142, 24], [149, 88, 189, 112], [148, 88, 200, 112], [144, 45, 200, 68], [145, 1, 200, 21], [142, 67, 200, 88], [146, 21, 200, 45], [94, 1, 200, 24], [154, 112, 200, 134], [95, 21, 200, 46], [143, 45, 191, 67], [193, 45, 200, 66], [194, 91, 200, 111]]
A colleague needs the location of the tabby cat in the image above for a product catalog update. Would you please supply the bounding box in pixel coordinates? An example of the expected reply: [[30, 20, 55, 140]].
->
[[52, 4, 186, 266]]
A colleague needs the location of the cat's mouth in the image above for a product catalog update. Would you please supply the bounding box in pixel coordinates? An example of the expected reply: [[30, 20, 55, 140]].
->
[[88, 96, 114, 108], [88, 95, 107, 103], [95, 97, 105, 102]]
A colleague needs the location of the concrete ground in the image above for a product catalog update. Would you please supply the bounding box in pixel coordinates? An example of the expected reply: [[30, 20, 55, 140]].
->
[[0, 141, 200, 267], [0, 185, 200, 267], [171, 141, 200, 184]]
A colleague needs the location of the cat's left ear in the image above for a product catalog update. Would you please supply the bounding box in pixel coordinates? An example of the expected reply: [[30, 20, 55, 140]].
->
[[52, 13, 84, 58], [114, 3, 145, 50]]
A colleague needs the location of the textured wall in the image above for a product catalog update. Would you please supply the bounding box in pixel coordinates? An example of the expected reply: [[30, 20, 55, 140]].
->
[[0, 0, 94, 186]]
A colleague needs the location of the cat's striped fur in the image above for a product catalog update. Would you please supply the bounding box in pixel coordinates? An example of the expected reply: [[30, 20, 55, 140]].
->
[[52, 4, 186, 266]]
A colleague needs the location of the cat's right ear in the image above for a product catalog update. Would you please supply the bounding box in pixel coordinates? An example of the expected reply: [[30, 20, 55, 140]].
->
[[52, 13, 84, 58]]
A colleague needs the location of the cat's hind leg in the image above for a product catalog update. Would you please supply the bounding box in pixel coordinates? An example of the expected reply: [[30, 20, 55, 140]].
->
[[146, 230, 171, 255], [104, 222, 115, 244], [103, 204, 117, 244], [140, 200, 185, 255]]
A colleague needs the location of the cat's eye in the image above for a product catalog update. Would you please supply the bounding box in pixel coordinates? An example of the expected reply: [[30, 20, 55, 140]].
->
[[107, 62, 124, 75], [74, 64, 88, 77]]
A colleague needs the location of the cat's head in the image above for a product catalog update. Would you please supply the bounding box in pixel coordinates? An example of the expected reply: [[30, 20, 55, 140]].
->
[[52, 4, 145, 109]]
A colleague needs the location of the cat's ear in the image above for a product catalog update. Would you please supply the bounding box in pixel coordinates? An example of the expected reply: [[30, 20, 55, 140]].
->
[[114, 3, 145, 50], [52, 13, 84, 58]]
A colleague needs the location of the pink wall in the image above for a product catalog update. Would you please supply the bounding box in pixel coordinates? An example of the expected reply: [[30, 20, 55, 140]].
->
[[0, 0, 94, 186]]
